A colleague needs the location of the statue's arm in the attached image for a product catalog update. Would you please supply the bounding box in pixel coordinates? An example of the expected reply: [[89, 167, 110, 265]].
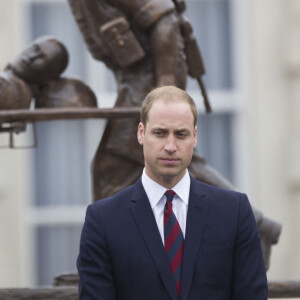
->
[[150, 12, 182, 86]]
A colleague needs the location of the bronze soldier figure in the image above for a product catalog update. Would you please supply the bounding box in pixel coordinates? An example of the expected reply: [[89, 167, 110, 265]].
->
[[68, 0, 223, 198]]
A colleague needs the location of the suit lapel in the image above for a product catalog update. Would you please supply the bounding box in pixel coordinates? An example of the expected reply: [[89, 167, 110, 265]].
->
[[180, 177, 210, 300], [129, 179, 179, 300]]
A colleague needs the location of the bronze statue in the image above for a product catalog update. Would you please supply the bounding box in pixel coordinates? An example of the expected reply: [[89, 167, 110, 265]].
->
[[68, 0, 281, 269], [35, 77, 97, 108], [0, 71, 32, 109], [2, 36, 97, 109], [68, 0, 204, 198]]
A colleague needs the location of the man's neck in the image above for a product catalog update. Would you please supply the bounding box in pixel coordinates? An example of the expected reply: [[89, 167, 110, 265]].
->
[[144, 169, 187, 189]]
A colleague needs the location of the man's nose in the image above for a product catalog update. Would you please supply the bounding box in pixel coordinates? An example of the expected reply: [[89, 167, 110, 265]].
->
[[164, 135, 177, 152]]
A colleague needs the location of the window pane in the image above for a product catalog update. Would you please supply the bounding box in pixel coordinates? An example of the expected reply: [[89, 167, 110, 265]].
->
[[185, 0, 232, 90], [196, 113, 234, 182], [35, 225, 82, 286], [32, 119, 104, 206]]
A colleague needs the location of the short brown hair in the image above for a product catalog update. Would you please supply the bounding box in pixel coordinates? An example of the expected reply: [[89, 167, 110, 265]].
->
[[140, 85, 198, 126]]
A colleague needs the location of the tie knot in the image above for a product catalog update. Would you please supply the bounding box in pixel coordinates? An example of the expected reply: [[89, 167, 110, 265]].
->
[[165, 190, 175, 202]]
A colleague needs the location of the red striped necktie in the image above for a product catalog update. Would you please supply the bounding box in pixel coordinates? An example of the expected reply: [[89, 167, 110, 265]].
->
[[164, 190, 184, 296]]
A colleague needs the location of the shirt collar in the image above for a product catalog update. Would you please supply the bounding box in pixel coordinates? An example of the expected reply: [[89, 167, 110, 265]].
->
[[141, 169, 190, 209]]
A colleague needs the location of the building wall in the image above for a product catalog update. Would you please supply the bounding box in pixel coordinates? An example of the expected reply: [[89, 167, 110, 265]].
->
[[248, 0, 300, 280], [0, 0, 31, 287]]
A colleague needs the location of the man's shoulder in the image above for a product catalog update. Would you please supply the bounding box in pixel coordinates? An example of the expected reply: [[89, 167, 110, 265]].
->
[[190, 177, 253, 223], [191, 176, 244, 198], [190, 176, 249, 212], [91, 179, 142, 209]]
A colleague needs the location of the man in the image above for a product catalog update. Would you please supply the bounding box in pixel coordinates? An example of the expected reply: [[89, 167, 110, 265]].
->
[[77, 86, 268, 300]]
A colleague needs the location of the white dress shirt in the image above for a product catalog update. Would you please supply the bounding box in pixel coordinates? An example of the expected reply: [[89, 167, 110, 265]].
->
[[141, 169, 190, 244]]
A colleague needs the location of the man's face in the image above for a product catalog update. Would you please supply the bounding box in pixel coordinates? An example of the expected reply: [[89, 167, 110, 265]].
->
[[11, 39, 63, 84], [137, 99, 197, 188]]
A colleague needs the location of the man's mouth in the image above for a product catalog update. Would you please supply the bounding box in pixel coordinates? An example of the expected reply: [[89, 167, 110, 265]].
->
[[160, 158, 179, 165]]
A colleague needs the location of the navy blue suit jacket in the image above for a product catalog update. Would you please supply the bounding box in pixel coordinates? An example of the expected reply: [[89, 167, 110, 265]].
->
[[77, 176, 268, 299]]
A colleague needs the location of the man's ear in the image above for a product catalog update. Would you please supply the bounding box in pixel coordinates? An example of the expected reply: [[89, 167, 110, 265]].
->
[[193, 126, 198, 148], [137, 122, 145, 145]]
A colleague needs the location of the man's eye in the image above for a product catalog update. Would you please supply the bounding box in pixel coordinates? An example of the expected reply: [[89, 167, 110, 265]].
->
[[154, 131, 164, 136], [177, 132, 187, 138]]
